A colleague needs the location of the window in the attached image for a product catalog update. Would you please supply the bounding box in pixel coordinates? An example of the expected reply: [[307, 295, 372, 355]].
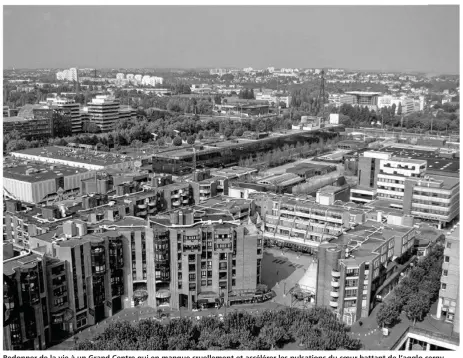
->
[[201, 280, 207, 287], [201, 271, 206, 278], [441, 283, 447, 290], [189, 274, 196, 281], [447, 242, 452, 249], [445, 256, 450, 263], [443, 270, 448, 277]]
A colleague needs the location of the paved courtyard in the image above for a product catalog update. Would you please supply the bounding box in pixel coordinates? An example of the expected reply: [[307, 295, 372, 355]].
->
[[261, 247, 314, 307]]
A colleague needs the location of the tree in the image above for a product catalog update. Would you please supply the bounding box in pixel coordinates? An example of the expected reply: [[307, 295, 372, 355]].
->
[[403, 293, 430, 325], [233, 127, 244, 137], [186, 136, 195, 145], [173, 136, 183, 146], [397, 102, 402, 116], [376, 299, 402, 328]]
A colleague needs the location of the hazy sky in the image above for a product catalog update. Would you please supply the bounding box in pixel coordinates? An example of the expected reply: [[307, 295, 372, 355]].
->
[[3, 5, 459, 73]]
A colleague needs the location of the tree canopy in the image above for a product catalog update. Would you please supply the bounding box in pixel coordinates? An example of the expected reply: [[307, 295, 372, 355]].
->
[[74, 307, 361, 351]]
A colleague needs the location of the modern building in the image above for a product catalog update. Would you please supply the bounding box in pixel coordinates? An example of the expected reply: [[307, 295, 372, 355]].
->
[[3, 250, 54, 350], [403, 175, 459, 229], [149, 209, 263, 310], [3, 156, 95, 204], [116, 73, 125, 80], [256, 173, 305, 193], [42, 97, 81, 134], [316, 221, 417, 325], [87, 95, 121, 132], [256, 193, 365, 254], [10, 146, 133, 171], [344, 91, 381, 110], [56, 68, 79, 82], [436, 229, 459, 332]]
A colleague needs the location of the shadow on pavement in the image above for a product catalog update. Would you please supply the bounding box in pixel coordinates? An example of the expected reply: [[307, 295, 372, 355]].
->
[[262, 251, 296, 289]]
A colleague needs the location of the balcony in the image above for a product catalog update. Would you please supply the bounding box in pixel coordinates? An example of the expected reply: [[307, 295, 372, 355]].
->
[[329, 300, 339, 308], [148, 207, 157, 214], [199, 188, 211, 194], [182, 198, 190, 204], [171, 193, 180, 199], [137, 210, 148, 216], [138, 203, 147, 209], [332, 270, 341, 278], [331, 281, 340, 288], [148, 201, 157, 206], [172, 200, 181, 207], [330, 291, 339, 298]]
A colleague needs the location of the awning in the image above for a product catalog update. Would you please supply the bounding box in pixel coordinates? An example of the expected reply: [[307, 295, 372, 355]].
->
[[229, 294, 255, 301], [155, 289, 171, 299], [198, 291, 219, 299]]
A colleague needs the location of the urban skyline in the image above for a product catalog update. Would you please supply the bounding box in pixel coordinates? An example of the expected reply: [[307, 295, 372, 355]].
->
[[3, 5, 460, 74]]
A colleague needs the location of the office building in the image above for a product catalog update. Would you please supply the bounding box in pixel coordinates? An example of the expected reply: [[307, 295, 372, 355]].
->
[[344, 91, 381, 110], [403, 175, 459, 229], [87, 95, 120, 132], [43, 97, 81, 134]]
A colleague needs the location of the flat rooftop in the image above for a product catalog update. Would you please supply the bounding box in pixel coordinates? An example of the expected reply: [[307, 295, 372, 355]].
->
[[369, 147, 460, 173], [4, 251, 43, 276], [258, 173, 304, 187], [4, 157, 90, 183], [331, 220, 412, 263], [345, 91, 382, 96], [11, 146, 132, 167]]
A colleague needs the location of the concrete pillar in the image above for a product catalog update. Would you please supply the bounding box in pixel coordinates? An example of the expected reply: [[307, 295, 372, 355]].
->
[[438, 222, 442, 230], [405, 337, 410, 351], [426, 342, 431, 351], [436, 297, 443, 319]]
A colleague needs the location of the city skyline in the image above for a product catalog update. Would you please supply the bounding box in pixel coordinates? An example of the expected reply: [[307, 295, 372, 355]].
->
[[3, 5, 460, 74]]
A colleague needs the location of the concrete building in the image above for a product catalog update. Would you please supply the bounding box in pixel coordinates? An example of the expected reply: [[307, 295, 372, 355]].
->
[[3, 250, 54, 350], [436, 230, 459, 332], [344, 91, 381, 110], [116, 73, 125, 80], [87, 95, 120, 132], [403, 175, 459, 228], [256, 193, 365, 254], [3, 157, 95, 204], [316, 221, 417, 325], [42, 97, 81, 134], [150, 209, 263, 310], [56, 68, 79, 82], [9, 146, 134, 171]]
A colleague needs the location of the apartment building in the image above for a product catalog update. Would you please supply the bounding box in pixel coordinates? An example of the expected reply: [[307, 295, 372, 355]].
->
[[56, 68, 79, 82], [316, 221, 417, 325], [257, 194, 365, 254], [3, 250, 53, 350], [436, 232, 459, 331], [150, 209, 263, 310], [87, 95, 120, 132]]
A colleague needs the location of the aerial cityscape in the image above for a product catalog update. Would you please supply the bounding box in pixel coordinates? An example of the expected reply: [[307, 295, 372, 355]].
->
[[2, 4, 460, 353]]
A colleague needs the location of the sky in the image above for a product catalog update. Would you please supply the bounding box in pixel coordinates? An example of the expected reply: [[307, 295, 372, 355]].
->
[[3, 5, 460, 74]]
